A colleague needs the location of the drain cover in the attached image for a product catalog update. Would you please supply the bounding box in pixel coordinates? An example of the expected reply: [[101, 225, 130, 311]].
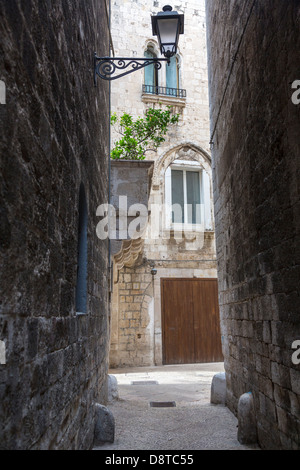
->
[[131, 381, 158, 385], [150, 401, 176, 408]]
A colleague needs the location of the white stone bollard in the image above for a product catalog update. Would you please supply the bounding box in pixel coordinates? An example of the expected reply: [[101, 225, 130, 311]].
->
[[94, 403, 115, 446], [108, 375, 119, 403], [237, 392, 258, 445], [210, 372, 226, 405]]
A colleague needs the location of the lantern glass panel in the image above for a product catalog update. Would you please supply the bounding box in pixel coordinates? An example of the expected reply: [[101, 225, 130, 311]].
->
[[157, 18, 179, 55]]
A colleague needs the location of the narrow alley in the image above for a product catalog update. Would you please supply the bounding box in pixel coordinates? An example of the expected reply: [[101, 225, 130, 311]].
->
[[94, 363, 260, 451], [0, 0, 299, 452]]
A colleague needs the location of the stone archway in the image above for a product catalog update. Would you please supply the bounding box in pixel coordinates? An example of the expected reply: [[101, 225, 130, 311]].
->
[[152, 142, 211, 190]]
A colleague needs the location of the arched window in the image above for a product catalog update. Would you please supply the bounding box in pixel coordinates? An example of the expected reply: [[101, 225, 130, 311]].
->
[[166, 55, 180, 96], [144, 48, 158, 94], [76, 183, 88, 315]]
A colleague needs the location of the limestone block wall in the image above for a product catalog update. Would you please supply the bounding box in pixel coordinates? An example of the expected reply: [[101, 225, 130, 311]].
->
[[206, 0, 300, 450], [0, 0, 110, 450], [110, 261, 155, 368]]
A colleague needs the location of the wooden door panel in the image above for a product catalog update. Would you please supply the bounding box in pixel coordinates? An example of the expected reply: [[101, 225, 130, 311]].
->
[[192, 279, 223, 363], [162, 279, 195, 364], [162, 278, 223, 365]]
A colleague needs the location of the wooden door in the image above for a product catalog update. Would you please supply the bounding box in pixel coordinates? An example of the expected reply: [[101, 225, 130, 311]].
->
[[161, 278, 223, 365]]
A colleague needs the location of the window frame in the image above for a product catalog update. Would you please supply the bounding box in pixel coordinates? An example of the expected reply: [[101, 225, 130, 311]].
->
[[165, 161, 205, 232], [142, 45, 186, 102], [166, 54, 180, 92], [144, 47, 159, 91]]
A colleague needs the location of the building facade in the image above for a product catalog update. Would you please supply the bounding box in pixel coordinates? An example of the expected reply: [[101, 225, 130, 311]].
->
[[0, 0, 111, 450], [109, 1, 223, 368]]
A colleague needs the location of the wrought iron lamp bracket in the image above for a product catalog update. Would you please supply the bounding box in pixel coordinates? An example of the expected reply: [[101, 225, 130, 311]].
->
[[94, 53, 170, 84]]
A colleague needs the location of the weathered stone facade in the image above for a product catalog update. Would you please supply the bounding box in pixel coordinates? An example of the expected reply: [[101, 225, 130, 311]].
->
[[0, 0, 110, 449], [109, 1, 219, 368], [206, 0, 300, 450]]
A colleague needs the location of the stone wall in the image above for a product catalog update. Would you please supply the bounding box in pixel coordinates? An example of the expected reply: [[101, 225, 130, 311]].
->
[[111, 261, 155, 368], [0, 0, 110, 449], [109, 160, 154, 256], [206, 0, 300, 450]]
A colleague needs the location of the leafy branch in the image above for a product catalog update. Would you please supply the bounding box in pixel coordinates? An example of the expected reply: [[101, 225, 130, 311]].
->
[[110, 106, 179, 160]]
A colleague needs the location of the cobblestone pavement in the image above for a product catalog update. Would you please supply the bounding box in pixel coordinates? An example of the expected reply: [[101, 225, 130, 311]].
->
[[94, 363, 260, 451]]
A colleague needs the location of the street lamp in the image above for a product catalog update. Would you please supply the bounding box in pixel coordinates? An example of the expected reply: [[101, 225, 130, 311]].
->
[[94, 5, 184, 83], [151, 5, 184, 59]]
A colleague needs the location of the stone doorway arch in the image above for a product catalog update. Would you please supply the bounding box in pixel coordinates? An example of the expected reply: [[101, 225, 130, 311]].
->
[[152, 142, 211, 190]]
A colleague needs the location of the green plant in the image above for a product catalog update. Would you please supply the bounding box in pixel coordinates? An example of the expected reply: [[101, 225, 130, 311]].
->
[[110, 106, 179, 160]]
